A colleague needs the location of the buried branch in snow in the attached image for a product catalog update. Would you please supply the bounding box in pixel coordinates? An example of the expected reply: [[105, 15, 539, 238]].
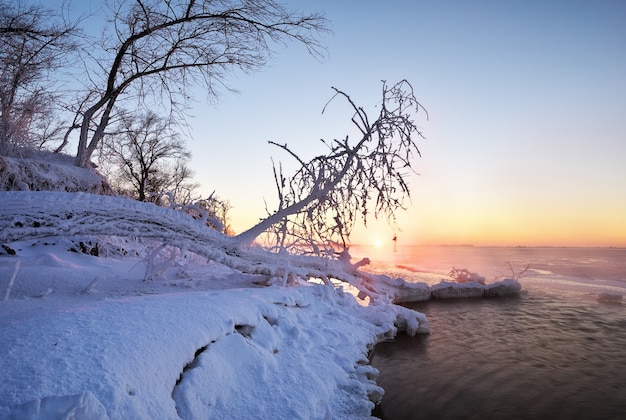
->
[[0, 190, 522, 307]]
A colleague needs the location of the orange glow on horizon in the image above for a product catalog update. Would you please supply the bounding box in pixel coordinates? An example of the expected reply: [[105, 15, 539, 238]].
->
[[227, 195, 626, 249], [344, 209, 626, 248]]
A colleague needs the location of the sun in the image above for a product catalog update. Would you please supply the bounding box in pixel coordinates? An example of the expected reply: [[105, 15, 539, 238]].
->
[[374, 239, 384, 248]]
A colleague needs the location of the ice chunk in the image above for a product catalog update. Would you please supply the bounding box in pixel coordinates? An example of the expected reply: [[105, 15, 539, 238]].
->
[[483, 278, 523, 297], [430, 280, 484, 299]]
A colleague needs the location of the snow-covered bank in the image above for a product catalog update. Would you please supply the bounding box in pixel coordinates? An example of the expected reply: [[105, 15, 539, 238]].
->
[[0, 151, 111, 194], [1, 287, 380, 419], [0, 241, 427, 419], [0, 187, 433, 418]]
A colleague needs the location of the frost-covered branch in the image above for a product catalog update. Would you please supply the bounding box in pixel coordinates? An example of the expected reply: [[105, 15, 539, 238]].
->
[[3, 260, 20, 301], [234, 80, 427, 254]]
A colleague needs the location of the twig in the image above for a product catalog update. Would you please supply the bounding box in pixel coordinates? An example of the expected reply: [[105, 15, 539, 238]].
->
[[83, 276, 99, 294], [3, 260, 21, 301], [496, 262, 531, 280]]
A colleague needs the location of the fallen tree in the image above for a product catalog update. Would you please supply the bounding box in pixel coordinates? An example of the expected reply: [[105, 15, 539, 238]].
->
[[237, 80, 427, 254]]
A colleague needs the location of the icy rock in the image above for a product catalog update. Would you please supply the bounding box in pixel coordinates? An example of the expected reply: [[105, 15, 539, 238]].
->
[[483, 278, 522, 297], [366, 275, 522, 303], [362, 274, 431, 303], [430, 280, 485, 299], [597, 292, 623, 303], [389, 280, 431, 304], [391, 304, 430, 336]]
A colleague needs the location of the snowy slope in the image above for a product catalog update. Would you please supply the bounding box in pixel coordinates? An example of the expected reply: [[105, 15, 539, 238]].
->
[[0, 151, 111, 194], [0, 238, 421, 419]]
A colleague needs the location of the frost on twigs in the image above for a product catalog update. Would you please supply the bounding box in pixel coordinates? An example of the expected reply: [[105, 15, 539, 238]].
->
[[152, 191, 227, 234], [234, 80, 427, 256], [3, 261, 20, 301], [142, 244, 183, 282], [449, 267, 486, 284]]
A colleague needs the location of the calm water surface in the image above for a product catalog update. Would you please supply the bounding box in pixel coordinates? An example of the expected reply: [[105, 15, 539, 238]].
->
[[365, 247, 626, 420]]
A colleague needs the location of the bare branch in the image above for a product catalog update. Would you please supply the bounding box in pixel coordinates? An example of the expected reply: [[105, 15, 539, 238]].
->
[[74, 0, 330, 166], [234, 80, 428, 255], [0, 1, 79, 152], [99, 111, 192, 202]]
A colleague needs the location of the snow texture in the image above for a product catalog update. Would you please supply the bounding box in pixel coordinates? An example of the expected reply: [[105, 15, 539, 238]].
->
[[0, 188, 432, 419], [0, 151, 111, 194], [0, 241, 406, 419]]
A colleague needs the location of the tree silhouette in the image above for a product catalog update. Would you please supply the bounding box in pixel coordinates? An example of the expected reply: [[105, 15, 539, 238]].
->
[[101, 111, 190, 202], [0, 1, 77, 152], [73, 0, 329, 167]]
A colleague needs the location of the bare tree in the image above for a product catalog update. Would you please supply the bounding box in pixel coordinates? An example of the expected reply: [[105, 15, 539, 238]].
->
[[74, 0, 329, 167], [234, 80, 428, 255], [0, 0, 77, 152], [157, 158, 200, 205], [101, 111, 190, 202], [157, 191, 234, 235], [200, 194, 234, 236]]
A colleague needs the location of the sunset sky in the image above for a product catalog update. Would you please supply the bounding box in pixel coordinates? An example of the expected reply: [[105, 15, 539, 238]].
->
[[53, 0, 626, 247], [187, 0, 626, 247]]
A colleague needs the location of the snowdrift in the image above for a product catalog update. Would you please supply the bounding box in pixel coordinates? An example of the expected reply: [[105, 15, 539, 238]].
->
[[0, 237, 433, 419], [0, 151, 111, 194], [0, 278, 399, 419]]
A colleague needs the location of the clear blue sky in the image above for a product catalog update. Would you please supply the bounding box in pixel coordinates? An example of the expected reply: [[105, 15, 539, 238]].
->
[[188, 0, 626, 247], [47, 0, 626, 247]]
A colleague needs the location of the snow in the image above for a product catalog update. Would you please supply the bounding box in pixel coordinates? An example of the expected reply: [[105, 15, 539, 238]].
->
[[0, 150, 111, 194], [0, 234, 429, 419]]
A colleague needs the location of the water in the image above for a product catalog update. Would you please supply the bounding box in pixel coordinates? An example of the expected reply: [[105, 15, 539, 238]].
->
[[356, 246, 626, 420]]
